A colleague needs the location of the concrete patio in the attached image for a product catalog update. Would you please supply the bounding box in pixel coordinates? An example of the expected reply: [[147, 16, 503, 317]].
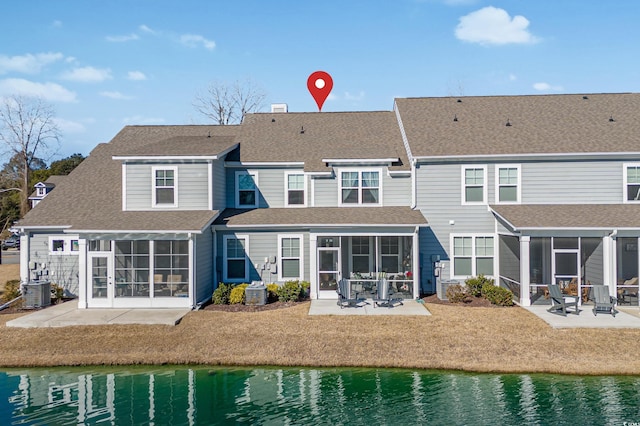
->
[[5, 300, 190, 328], [524, 304, 640, 329], [309, 299, 431, 316]]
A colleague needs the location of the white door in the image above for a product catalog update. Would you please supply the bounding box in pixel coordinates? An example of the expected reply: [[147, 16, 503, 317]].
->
[[88, 252, 113, 307], [318, 247, 340, 299]]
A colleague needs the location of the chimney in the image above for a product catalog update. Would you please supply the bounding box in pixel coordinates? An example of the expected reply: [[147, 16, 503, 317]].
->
[[271, 103, 288, 113]]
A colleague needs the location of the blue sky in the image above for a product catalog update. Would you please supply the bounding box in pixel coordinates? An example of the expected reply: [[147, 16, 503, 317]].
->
[[2, 0, 639, 159]]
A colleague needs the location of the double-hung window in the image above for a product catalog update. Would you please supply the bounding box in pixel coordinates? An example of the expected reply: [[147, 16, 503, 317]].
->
[[236, 171, 258, 208], [496, 165, 520, 204], [285, 172, 306, 206], [279, 235, 303, 280], [625, 164, 640, 202], [452, 235, 494, 277], [351, 236, 371, 273], [462, 166, 487, 204], [340, 170, 380, 205], [153, 167, 177, 207], [224, 235, 248, 282]]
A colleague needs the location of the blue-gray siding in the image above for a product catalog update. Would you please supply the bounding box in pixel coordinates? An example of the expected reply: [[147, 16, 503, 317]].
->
[[28, 232, 80, 296], [194, 231, 214, 304]]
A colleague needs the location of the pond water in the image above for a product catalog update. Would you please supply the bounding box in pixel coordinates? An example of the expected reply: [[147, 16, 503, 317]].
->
[[1, 366, 639, 425]]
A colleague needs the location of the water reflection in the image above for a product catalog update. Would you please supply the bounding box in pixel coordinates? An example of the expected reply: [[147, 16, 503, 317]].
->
[[1, 367, 640, 425]]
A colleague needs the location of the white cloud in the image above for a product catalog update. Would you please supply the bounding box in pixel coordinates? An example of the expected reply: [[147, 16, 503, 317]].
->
[[455, 6, 539, 45], [61, 66, 112, 83], [0, 52, 64, 74], [54, 117, 85, 133], [51, 20, 63, 28], [106, 33, 139, 42], [509, 74, 517, 81], [344, 91, 366, 101], [180, 34, 216, 50], [100, 91, 133, 100], [127, 71, 147, 81], [122, 115, 165, 125], [139, 24, 157, 35], [0, 78, 77, 102], [533, 82, 563, 92]]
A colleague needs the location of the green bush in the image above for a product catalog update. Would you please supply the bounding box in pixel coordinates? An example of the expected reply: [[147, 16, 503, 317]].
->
[[51, 283, 64, 303], [465, 275, 493, 297], [482, 283, 514, 306], [266, 283, 279, 303], [445, 283, 469, 303], [229, 284, 249, 304], [277, 280, 309, 302], [212, 283, 233, 305], [1, 280, 22, 306]]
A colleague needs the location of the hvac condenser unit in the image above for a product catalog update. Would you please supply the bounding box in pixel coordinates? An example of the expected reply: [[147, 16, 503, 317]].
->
[[23, 281, 51, 308], [245, 282, 267, 306]]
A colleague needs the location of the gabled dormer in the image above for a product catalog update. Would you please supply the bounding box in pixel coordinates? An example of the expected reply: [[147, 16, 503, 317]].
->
[[28, 176, 65, 208]]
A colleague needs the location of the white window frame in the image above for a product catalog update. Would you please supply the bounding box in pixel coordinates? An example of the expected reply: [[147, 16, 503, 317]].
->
[[623, 163, 640, 203], [278, 234, 304, 281], [494, 164, 521, 204], [349, 236, 373, 274], [338, 168, 382, 206], [461, 165, 487, 205], [235, 171, 258, 208], [49, 236, 80, 255], [284, 171, 307, 207], [36, 186, 46, 196], [223, 235, 249, 282], [450, 234, 495, 279], [152, 166, 178, 208]]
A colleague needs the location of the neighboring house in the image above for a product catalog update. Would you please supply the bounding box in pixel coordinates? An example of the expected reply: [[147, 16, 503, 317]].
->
[[14, 93, 640, 309], [28, 176, 65, 208]]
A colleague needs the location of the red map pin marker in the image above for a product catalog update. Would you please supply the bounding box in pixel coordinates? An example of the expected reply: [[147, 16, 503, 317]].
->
[[307, 71, 333, 112]]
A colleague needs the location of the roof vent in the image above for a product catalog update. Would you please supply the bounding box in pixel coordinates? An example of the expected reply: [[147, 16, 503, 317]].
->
[[271, 118, 276, 122], [582, 95, 589, 100], [300, 126, 305, 134], [457, 99, 462, 103], [453, 114, 458, 122], [505, 119, 512, 127], [609, 116, 615, 122], [271, 103, 288, 113]]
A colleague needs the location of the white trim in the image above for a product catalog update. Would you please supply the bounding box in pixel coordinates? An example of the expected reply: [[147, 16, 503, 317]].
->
[[70, 229, 204, 234], [450, 233, 496, 279], [113, 155, 221, 161], [122, 163, 127, 211], [323, 158, 398, 165], [235, 170, 259, 208], [278, 234, 304, 281], [415, 151, 640, 163], [151, 166, 178, 208], [225, 161, 305, 168], [48, 235, 81, 255], [494, 164, 521, 204], [284, 171, 307, 207], [623, 162, 640, 203], [337, 168, 383, 207], [214, 223, 425, 229], [223, 234, 249, 282], [461, 165, 487, 205]]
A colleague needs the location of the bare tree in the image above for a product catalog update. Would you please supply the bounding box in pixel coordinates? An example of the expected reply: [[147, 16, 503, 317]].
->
[[0, 95, 61, 216], [193, 79, 267, 125]]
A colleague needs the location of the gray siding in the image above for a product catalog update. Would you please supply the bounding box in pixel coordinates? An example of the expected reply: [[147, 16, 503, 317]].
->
[[125, 162, 209, 210], [382, 174, 411, 206], [28, 232, 80, 296], [312, 176, 338, 206], [212, 161, 226, 210], [194, 231, 214, 304]]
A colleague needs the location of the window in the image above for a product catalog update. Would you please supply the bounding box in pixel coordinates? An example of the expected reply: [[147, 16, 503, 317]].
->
[[236, 172, 258, 208], [49, 236, 80, 255], [36, 186, 46, 196], [285, 172, 306, 206], [381, 236, 400, 273], [496, 165, 520, 203], [153, 167, 177, 207], [279, 235, 303, 280], [340, 170, 380, 205], [351, 236, 371, 273], [452, 235, 494, 277], [114, 241, 150, 297], [154, 240, 189, 297], [224, 236, 248, 282], [462, 166, 486, 204], [625, 164, 640, 202], [88, 240, 111, 252]]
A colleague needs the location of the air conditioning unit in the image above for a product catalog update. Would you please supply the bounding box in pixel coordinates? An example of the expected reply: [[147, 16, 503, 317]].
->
[[245, 282, 266, 306], [23, 281, 51, 308]]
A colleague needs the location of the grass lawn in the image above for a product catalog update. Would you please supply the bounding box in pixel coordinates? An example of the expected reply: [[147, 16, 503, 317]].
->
[[1, 264, 640, 375]]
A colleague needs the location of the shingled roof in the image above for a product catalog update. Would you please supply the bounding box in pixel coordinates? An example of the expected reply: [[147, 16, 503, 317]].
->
[[396, 93, 640, 158], [18, 125, 240, 232], [237, 111, 409, 172]]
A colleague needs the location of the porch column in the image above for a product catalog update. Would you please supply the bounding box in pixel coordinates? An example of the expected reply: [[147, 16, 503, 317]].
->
[[19, 231, 30, 283], [77, 239, 88, 309], [413, 228, 420, 299], [519, 236, 531, 306], [309, 234, 318, 299], [602, 233, 616, 297]]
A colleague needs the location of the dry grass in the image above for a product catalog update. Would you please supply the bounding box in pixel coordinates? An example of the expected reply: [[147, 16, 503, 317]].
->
[[0, 263, 20, 294], [1, 299, 640, 375]]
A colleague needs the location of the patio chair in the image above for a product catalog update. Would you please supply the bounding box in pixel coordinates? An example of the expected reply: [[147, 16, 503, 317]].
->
[[547, 284, 579, 316], [592, 285, 618, 317], [336, 278, 367, 308], [373, 278, 404, 308]]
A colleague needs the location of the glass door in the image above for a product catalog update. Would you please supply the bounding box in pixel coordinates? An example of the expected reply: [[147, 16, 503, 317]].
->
[[553, 249, 580, 300], [88, 252, 113, 307], [318, 236, 340, 299]]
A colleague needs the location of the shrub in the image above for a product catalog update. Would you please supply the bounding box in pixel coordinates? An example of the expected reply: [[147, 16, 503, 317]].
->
[[266, 283, 279, 303], [212, 283, 233, 305], [482, 283, 514, 306], [51, 283, 64, 303], [446, 283, 469, 303], [277, 280, 304, 302], [465, 275, 493, 298], [229, 284, 249, 304], [1, 279, 22, 305]]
